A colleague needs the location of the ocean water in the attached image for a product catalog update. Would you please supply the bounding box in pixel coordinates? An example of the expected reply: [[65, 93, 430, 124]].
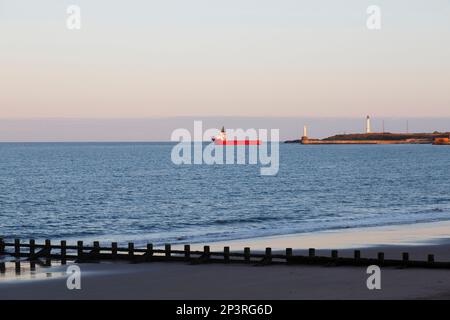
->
[[1, 143, 450, 246]]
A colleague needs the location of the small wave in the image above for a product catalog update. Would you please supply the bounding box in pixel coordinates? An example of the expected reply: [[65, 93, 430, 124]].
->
[[213, 216, 280, 225]]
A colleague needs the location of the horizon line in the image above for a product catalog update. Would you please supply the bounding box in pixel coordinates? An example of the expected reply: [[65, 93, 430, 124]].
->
[[2, 116, 450, 120]]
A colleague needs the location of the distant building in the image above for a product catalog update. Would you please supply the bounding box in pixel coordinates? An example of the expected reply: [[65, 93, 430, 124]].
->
[[301, 125, 309, 143], [366, 116, 371, 134]]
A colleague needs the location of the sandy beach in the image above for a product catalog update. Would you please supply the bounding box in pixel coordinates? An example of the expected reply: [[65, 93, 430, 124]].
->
[[1, 221, 450, 300], [1, 259, 450, 300]]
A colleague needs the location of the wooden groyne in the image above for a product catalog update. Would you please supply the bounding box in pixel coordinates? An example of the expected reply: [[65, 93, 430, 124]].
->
[[1, 238, 449, 272]]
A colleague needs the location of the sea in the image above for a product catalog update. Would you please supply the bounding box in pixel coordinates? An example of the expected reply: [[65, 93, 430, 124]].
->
[[1, 142, 450, 246]]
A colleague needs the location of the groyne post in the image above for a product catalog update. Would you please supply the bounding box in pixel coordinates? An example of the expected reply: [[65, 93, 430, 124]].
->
[[14, 239, 20, 257], [0, 238, 5, 255], [45, 239, 51, 266], [203, 246, 210, 260], [224, 246, 230, 263], [15, 260, 21, 275], [184, 245, 190, 260], [128, 243, 134, 259], [147, 243, 154, 261], [77, 241, 83, 258], [29, 239, 36, 271], [378, 252, 385, 265], [286, 248, 293, 263], [165, 244, 171, 258], [402, 252, 409, 266], [111, 242, 118, 260], [331, 250, 338, 260], [61, 240, 67, 264], [286, 248, 293, 257], [29, 239, 35, 256], [45, 239, 51, 252], [244, 247, 250, 263], [93, 241, 100, 260], [265, 247, 272, 263]]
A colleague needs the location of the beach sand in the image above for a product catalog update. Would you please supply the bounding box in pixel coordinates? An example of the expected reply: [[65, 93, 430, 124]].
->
[[201, 220, 450, 252], [1, 221, 450, 300], [1, 258, 450, 300]]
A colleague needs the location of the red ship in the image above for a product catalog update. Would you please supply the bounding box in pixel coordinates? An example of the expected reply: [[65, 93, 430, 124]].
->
[[212, 126, 261, 145]]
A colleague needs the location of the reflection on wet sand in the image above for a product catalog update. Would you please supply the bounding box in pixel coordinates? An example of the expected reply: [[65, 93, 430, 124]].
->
[[0, 259, 67, 281]]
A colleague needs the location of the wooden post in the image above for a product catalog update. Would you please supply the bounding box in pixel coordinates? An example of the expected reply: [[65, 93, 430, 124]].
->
[[402, 252, 409, 265], [93, 241, 100, 259], [0, 237, 5, 255], [165, 244, 171, 258], [331, 250, 338, 259], [45, 239, 51, 266], [354, 250, 361, 260], [30, 260, 36, 272], [15, 260, 21, 274], [111, 242, 118, 260], [29, 239, 36, 257], [29, 239, 36, 269], [128, 243, 134, 260], [77, 241, 83, 258], [377, 252, 384, 264], [428, 254, 435, 264], [286, 248, 293, 257], [204, 246, 210, 260], [184, 245, 190, 260], [224, 246, 230, 263], [45, 239, 51, 255], [285, 248, 293, 263], [265, 247, 272, 263], [146, 243, 153, 261], [308, 248, 315, 258], [244, 247, 250, 263], [14, 239, 20, 257], [61, 240, 67, 265]]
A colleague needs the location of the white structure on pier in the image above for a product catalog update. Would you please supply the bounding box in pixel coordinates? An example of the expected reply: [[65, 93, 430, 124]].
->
[[366, 116, 371, 134]]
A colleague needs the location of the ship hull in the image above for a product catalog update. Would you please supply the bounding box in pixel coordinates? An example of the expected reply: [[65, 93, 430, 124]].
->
[[214, 140, 261, 145]]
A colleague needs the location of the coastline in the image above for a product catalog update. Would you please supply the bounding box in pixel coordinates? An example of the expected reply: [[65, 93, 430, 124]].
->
[[2, 220, 450, 299], [202, 219, 450, 251]]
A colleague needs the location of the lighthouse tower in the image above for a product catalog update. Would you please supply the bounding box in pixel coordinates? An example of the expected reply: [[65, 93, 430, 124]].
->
[[301, 125, 309, 144], [366, 116, 371, 134]]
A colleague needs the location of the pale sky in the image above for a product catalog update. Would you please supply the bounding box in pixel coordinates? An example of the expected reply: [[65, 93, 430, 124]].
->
[[1, 0, 449, 121]]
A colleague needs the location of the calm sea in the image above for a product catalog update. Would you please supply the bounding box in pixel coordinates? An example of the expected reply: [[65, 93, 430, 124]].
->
[[1, 143, 450, 245]]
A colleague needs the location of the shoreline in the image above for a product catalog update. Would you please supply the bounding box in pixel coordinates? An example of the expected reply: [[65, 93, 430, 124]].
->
[[180, 220, 450, 252], [2, 220, 450, 299], [26, 218, 450, 251]]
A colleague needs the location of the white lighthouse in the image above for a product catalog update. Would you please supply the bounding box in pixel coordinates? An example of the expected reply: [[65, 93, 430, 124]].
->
[[301, 125, 309, 144], [366, 116, 371, 134]]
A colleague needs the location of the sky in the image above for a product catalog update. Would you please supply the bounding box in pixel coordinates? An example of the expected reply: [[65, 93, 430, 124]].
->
[[0, 0, 449, 140]]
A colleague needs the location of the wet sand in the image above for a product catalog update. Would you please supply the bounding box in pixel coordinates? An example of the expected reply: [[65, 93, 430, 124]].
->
[[1, 258, 450, 300], [1, 221, 450, 300], [204, 220, 450, 251]]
